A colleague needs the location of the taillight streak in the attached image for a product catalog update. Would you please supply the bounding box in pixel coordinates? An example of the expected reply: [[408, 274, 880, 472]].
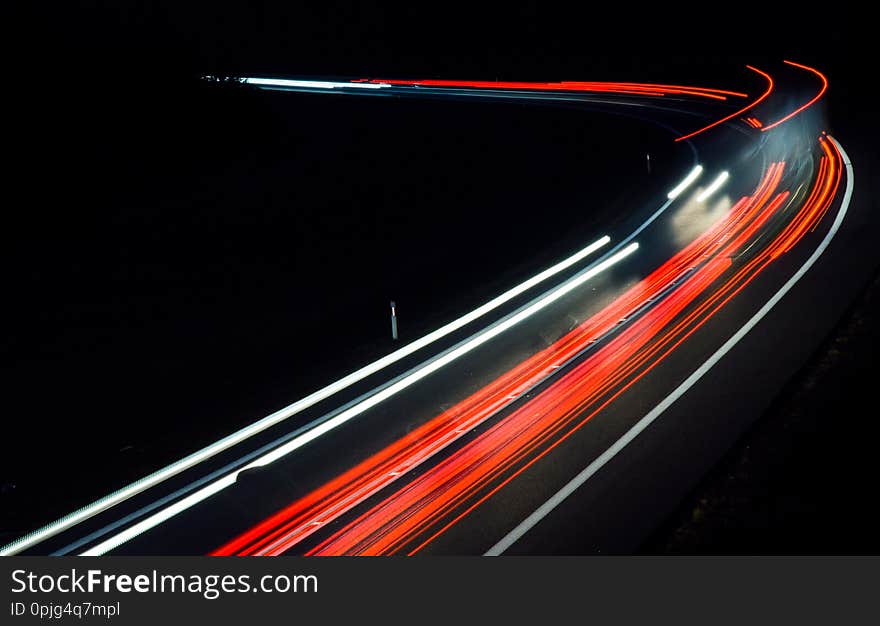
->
[[761, 60, 828, 131], [675, 65, 775, 142], [214, 159, 831, 556]]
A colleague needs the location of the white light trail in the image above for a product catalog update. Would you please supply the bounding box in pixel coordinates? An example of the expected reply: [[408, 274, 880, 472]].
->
[[487, 137, 853, 556], [666, 165, 704, 199], [243, 78, 390, 90], [696, 171, 730, 202], [0, 235, 610, 556], [79, 242, 639, 555]]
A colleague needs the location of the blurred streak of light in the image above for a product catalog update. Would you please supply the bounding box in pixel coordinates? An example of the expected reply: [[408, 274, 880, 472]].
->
[[243, 78, 390, 90], [1, 232, 613, 556], [303, 165, 805, 556], [667, 165, 704, 199], [675, 65, 774, 141], [488, 136, 850, 556], [78, 242, 637, 556], [697, 172, 730, 202], [363, 78, 747, 100], [761, 61, 828, 131], [220, 163, 825, 555], [306, 144, 844, 555]]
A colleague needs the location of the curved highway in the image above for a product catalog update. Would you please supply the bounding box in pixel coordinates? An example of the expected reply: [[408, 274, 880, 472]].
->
[[0, 60, 863, 556]]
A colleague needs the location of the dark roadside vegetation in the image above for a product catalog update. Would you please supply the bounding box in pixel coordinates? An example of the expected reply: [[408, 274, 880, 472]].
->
[[641, 44, 880, 553], [641, 268, 880, 553]]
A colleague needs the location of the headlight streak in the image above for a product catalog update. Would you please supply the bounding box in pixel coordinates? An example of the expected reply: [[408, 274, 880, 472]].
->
[[19, 158, 699, 557], [4, 62, 837, 557], [242, 78, 391, 90], [77, 241, 638, 556], [674, 65, 775, 142], [696, 171, 730, 202], [666, 165, 704, 199], [487, 136, 851, 556], [298, 140, 840, 557], [215, 154, 848, 556], [239, 76, 748, 100], [0, 234, 611, 556], [761, 60, 828, 131]]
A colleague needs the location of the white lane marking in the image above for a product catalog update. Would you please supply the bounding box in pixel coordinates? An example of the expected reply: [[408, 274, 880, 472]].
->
[[0, 235, 609, 556], [77, 243, 640, 556], [486, 137, 853, 555], [667, 165, 704, 199], [696, 171, 730, 202]]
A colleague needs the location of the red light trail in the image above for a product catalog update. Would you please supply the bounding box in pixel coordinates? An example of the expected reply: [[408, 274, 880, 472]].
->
[[363, 78, 748, 100], [761, 60, 828, 131], [675, 65, 775, 141], [212, 137, 843, 556], [0, 60, 846, 558]]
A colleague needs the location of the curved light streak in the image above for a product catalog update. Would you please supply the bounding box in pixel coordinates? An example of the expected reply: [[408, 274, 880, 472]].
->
[[675, 65, 775, 141], [696, 171, 730, 202], [0, 234, 611, 556], [488, 135, 852, 555], [243, 78, 391, 90], [363, 78, 747, 100], [5, 62, 834, 556], [761, 60, 828, 131], [77, 242, 639, 555], [218, 159, 848, 555], [667, 165, 704, 199], [298, 142, 841, 556]]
